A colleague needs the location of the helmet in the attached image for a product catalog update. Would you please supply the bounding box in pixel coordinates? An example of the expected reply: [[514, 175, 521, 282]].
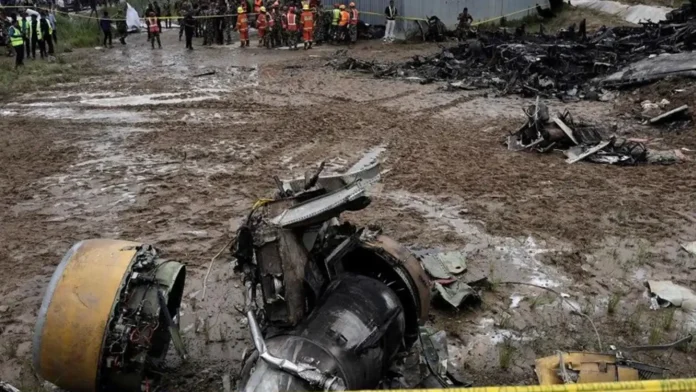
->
[[237, 6, 244, 12], [349, 1, 355, 6], [260, 6, 266, 12], [303, 4, 309, 9], [339, 4, 345, 9]]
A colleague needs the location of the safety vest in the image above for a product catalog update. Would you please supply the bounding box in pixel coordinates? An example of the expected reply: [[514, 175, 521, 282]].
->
[[9, 26, 24, 47], [237, 13, 248, 31], [287, 11, 297, 31], [148, 17, 159, 32], [338, 10, 349, 26], [31, 20, 43, 40], [301, 11, 313, 30], [331, 8, 340, 25], [19, 18, 28, 35], [257, 13, 267, 29], [350, 8, 358, 24]]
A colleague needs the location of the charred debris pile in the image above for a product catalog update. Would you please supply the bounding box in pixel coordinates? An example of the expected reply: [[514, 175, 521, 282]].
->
[[333, 19, 696, 100], [508, 99, 686, 165]]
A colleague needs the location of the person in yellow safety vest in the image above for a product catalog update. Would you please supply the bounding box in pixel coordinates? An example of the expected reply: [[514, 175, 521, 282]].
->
[[348, 2, 358, 44], [18, 13, 30, 59], [29, 14, 46, 59], [40, 10, 55, 55], [330, 3, 340, 42], [9, 19, 25, 69], [338, 4, 349, 43]]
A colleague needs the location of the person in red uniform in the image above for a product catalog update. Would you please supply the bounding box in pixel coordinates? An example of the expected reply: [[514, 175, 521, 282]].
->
[[257, 6, 268, 47], [300, 3, 314, 50], [348, 2, 359, 44], [286, 5, 299, 50], [253, 0, 262, 26], [237, 6, 249, 47], [148, 11, 162, 48]]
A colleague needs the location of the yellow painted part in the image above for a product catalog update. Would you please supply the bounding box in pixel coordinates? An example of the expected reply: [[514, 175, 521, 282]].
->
[[36, 239, 141, 392], [353, 378, 696, 392]]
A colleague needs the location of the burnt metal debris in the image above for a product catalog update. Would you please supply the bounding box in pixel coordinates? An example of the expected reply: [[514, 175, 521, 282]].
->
[[507, 99, 683, 165], [233, 160, 473, 391], [333, 12, 696, 99]]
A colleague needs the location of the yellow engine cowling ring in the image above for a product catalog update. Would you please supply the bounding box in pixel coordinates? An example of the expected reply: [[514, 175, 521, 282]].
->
[[32, 239, 186, 392]]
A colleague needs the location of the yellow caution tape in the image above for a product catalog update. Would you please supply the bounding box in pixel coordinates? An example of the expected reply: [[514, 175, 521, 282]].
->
[[354, 378, 696, 392]]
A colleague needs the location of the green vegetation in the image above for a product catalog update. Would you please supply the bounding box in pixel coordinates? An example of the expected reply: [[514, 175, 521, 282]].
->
[[607, 292, 622, 315], [0, 54, 98, 100], [498, 337, 517, 369], [56, 13, 102, 50]]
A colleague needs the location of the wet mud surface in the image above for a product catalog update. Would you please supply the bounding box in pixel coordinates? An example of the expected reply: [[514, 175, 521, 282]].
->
[[1, 31, 695, 390]]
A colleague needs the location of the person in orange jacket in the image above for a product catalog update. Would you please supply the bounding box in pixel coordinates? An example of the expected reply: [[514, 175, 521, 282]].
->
[[300, 3, 314, 50], [348, 2, 359, 44], [286, 5, 299, 49], [337, 4, 349, 43], [148, 11, 162, 49], [237, 6, 250, 47], [257, 6, 269, 47]]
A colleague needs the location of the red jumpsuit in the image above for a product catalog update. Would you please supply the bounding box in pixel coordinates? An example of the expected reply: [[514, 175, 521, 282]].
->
[[237, 12, 249, 42], [301, 10, 314, 43], [257, 12, 267, 39]]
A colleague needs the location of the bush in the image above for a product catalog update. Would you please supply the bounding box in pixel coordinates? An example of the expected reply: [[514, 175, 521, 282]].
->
[[56, 13, 101, 49]]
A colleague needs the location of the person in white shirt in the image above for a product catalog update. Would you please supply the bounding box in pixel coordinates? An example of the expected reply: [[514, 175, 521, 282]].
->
[[383, 0, 396, 42]]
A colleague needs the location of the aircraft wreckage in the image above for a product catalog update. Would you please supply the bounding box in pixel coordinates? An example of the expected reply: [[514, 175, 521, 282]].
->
[[28, 161, 464, 392]]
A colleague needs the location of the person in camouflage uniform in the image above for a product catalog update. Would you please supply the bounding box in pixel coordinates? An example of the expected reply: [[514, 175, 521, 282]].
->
[[314, 3, 330, 44], [116, 8, 128, 44], [0, 11, 10, 57], [202, 3, 215, 45], [270, 2, 281, 48], [225, 0, 237, 44]]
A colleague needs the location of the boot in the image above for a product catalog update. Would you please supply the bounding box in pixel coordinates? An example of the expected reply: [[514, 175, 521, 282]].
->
[[246, 40, 250, 46], [240, 41, 245, 47], [308, 41, 312, 49], [303, 41, 307, 50]]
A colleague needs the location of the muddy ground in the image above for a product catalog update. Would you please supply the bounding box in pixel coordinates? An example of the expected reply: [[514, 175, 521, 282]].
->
[[1, 28, 696, 391]]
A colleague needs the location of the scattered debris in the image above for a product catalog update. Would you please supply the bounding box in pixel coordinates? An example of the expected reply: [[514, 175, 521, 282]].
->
[[682, 241, 696, 257], [535, 351, 667, 385], [646, 280, 696, 312], [649, 105, 691, 125], [421, 251, 467, 279], [434, 280, 478, 308], [193, 70, 216, 78], [333, 20, 696, 98], [0, 382, 21, 392], [507, 100, 683, 165]]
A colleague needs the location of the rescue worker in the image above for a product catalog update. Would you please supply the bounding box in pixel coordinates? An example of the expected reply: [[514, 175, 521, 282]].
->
[[330, 3, 339, 42], [236, 6, 249, 47], [9, 19, 24, 69], [300, 3, 313, 50], [270, 2, 282, 48], [19, 12, 30, 59], [253, 0, 262, 26], [40, 11, 54, 55], [383, 0, 396, 42], [286, 5, 298, 49], [256, 6, 268, 47], [99, 10, 113, 48], [280, 5, 288, 46], [456, 7, 473, 41], [148, 11, 162, 48], [348, 2, 358, 44], [154, 1, 163, 31], [164, 0, 172, 28], [29, 14, 45, 59], [337, 4, 349, 43], [116, 9, 128, 45], [184, 10, 195, 49]]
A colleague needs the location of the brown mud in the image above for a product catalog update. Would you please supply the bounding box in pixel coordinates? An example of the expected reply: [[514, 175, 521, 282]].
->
[[1, 29, 695, 390]]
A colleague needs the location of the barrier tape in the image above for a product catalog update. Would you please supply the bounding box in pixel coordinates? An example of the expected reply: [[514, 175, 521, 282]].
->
[[2, 2, 543, 24], [352, 378, 696, 392]]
